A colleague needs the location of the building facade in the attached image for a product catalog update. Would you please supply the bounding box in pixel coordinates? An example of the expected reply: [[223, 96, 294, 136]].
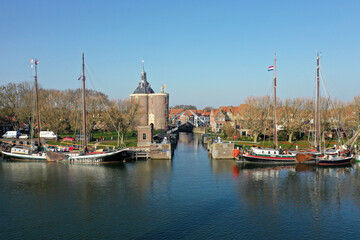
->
[[130, 66, 169, 130]]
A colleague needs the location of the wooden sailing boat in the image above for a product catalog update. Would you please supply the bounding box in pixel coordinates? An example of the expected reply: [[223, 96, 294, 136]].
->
[[2, 59, 48, 161], [67, 53, 128, 162], [310, 53, 352, 166], [241, 54, 297, 164], [295, 53, 324, 164], [296, 53, 354, 165]]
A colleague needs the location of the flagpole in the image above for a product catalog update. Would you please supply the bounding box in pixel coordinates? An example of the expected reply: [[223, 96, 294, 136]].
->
[[273, 53, 277, 149]]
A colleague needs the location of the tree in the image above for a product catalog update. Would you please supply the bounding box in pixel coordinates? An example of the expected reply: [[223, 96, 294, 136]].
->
[[0, 83, 19, 125], [171, 105, 197, 110], [353, 95, 360, 128], [319, 97, 335, 143], [85, 89, 109, 135], [64, 89, 109, 138], [106, 99, 139, 146], [278, 98, 311, 143], [15, 82, 34, 128], [39, 89, 72, 138], [241, 96, 272, 143], [222, 122, 236, 139], [203, 106, 214, 111]]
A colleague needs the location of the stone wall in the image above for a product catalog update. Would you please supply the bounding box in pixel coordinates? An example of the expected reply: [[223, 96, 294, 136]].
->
[[211, 143, 235, 159]]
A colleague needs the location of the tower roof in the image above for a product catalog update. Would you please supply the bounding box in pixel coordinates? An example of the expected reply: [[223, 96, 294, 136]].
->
[[133, 65, 155, 94]]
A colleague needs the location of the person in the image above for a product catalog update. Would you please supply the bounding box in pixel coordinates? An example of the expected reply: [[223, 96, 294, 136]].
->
[[279, 146, 283, 154]]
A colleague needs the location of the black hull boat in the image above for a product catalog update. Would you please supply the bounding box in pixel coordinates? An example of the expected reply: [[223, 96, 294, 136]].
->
[[316, 155, 353, 166]]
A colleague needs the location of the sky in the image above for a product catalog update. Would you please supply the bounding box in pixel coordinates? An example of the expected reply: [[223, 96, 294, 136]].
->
[[1, 0, 359, 109]]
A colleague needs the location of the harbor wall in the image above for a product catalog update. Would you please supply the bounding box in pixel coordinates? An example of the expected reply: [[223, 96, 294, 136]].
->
[[210, 142, 235, 159]]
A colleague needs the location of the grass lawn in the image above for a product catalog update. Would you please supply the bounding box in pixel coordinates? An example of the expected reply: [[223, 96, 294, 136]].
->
[[48, 130, 139, 148]]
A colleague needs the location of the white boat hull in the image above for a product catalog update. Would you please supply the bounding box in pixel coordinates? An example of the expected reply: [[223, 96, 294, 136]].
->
[[2, 151, 47, 161]]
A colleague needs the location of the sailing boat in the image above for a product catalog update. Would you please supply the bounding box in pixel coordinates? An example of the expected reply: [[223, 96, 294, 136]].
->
[[297, 53, 353, 166], [2, 59, 47, 161], [66, 53, 128, 162], [295, 53, 324, 164], [241, 54, 297, 164]]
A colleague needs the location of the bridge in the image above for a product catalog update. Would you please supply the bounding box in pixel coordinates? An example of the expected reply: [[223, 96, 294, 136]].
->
[[167, 110, 208, 134]]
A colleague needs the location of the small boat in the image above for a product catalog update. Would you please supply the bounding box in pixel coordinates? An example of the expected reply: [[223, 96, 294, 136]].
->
[[316, 154, 353, 166], [295, 148, 348, 164]]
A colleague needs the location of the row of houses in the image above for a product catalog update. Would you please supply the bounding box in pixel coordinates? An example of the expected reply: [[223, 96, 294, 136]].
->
[[169, 104, 358, 141], [169, 105, 249, 136]]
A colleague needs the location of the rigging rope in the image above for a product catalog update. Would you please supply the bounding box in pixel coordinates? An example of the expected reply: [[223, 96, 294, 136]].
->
[[83, 60, 124, 146]]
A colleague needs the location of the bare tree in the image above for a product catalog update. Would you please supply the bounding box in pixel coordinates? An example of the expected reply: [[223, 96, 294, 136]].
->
[[278, 98, 310, 143], [63, 89, 109, 138], [15, 82, 34, 127], [241, 96, 272, 143], [106, 99, 139, 146], [353, 95, 360, 127], [0, 83, 19, 125], [86, 90, 109, 136], [222, 122, 236, 139], [39, 89, 71, 138]]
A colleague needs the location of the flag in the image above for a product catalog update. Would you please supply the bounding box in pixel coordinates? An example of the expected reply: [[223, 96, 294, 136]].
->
[[78, 76, 81, 80], [35, 60, 39, 64], [268, 66, 274, 71]]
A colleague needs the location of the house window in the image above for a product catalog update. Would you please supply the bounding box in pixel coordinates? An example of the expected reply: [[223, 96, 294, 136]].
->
[[142, 133, 147, 140]]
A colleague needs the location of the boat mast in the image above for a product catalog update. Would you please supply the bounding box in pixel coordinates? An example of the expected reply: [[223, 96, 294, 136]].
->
[[82, 53, 87, 152], [273, 53, 278, 149], [34, 59, 41, 147], [316, 52, 320, 151]]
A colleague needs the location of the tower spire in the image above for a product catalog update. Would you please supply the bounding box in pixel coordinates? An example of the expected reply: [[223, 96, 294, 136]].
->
[[133, 60, 154, 94], [140, 59, 147, 84]]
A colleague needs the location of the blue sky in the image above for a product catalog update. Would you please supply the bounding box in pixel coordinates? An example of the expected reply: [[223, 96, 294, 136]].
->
[[1, 0, 359, 109]]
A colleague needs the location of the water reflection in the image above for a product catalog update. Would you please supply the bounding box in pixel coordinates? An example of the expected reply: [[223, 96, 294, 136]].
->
[[0, 158, 172, 205], [235, 162, 356, 209], [1, 134, 360, 239]]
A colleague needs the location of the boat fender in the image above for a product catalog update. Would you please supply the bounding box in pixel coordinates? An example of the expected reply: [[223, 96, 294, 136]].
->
[[232, 149, 240, 157]]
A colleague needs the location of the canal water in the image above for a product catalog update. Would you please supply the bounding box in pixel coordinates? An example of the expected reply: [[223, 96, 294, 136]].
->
[[1, 132, 360, 239]]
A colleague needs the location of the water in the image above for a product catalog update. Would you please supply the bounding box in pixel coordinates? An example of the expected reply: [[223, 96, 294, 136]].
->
[[1, 132, 360, 239]]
